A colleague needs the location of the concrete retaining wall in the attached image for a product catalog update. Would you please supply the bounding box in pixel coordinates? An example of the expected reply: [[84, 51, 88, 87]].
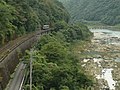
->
[[0, 34, 38, 89]]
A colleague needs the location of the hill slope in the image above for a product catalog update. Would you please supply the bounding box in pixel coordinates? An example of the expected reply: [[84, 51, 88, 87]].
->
[[60, 0, 120, 25], [0, 0, 69, 45]]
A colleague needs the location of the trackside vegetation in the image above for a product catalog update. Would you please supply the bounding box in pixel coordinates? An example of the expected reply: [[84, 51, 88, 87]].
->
[[22, 21, 93, 90], [0, 0, 94, 89], [0, 0, 69, 45]]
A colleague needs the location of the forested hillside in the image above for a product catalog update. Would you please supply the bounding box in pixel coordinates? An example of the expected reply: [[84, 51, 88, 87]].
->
[[23, 21, 93, 90], [0, 0, 94, 89], [0, 0, 69, 45], [60, 0, 120, 25]]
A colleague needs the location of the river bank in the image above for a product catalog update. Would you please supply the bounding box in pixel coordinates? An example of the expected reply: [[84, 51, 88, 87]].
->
[[73, 29, 120, 90], [82, 21, 120, 31]]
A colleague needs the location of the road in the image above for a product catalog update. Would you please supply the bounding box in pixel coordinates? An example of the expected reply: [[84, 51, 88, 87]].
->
[[0, 29, 52, 90], [6, 62, 26, 90]]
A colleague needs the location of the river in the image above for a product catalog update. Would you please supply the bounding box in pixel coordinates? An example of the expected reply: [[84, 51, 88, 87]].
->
[[81, 29, 120, 90]]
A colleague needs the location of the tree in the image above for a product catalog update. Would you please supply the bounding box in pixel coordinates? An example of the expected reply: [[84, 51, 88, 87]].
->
[[41, 41, 67, 63], [0, 1, 16, 44], [23, 24, 93, 89], [60, 0, 120, 25], [54, 21, 68, 31], [0, 0, 69, 46]]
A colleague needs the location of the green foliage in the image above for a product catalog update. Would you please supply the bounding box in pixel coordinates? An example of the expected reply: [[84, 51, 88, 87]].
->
[[23, 84, 39, 90], [41, 42, 67, 63], [54, 21, 68, 31], [23, 23, 93, 90], [31, 54, 93, 90], [59, 86, 69, 90], [60, 23, 93, 43], [36, 34, 58, 50], [0, 1, 16, 44], [60, 0, 120, 25], [0, 0, 69, 46]]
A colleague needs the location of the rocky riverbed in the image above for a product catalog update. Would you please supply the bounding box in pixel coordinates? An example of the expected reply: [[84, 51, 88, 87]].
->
[[81, 29, 120, 90]]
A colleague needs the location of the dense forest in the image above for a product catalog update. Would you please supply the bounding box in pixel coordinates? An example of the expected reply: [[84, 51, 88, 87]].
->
[[23, 21, 93, 90], [59, 0, 120, 25], [0, 0, 69, 45], [0, 0, 94, 90]]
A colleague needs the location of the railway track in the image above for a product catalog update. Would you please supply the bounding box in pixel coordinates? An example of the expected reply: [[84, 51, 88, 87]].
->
[[0, 29, 50, 63], [0, 29, 52, 90]]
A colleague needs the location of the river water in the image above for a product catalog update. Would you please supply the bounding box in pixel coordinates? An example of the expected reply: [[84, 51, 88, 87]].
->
[[82, 29, 120, 90], [91, 29, 120, 62]]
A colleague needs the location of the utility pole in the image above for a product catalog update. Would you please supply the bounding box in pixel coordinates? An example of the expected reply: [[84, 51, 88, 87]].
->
[[30, 49, 33, 90]]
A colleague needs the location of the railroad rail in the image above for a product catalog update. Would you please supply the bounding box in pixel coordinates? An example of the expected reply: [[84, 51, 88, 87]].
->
[[0, 29, 52, 90], [0, 29, 51, 63]]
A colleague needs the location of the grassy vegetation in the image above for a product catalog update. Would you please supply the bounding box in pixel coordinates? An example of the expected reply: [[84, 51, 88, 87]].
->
[[113, 24, 120, 30]]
